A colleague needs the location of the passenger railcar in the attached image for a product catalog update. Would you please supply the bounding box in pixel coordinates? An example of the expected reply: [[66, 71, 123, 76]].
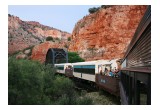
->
[[55, 63, 73, 77], [55, 59, 121, 96], [96, 59, 121, 96], [73, 61, 97, 82], [55, 63, 66, 74], [119, 6, 151, 105]]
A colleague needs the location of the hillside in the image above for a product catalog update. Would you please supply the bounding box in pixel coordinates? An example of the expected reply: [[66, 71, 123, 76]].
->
[[69, 5, 147, 61], [8, 14, 71, 55]]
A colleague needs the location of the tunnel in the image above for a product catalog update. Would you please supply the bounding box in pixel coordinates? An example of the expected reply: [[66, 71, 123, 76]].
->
[[45, 48, 68, 64]]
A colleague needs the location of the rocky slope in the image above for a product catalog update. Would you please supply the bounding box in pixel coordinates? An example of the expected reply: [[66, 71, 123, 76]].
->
[[8, 14, 71, 55], [31, 41, 68, 63], [69, 5, 147, 61]]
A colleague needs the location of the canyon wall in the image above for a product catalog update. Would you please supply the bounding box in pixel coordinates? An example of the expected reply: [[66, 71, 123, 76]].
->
[[69, 5, 147, 61]]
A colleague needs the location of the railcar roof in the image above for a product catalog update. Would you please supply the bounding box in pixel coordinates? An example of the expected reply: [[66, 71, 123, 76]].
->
[[72, 61, 97, 65], [55, 63, 72, 66]]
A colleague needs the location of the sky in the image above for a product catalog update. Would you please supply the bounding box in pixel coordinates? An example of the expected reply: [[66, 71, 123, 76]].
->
[[8, 5, 100, 33]]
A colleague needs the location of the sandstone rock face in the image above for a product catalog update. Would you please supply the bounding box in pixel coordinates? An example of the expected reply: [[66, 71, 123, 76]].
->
[[69, 5, 147, 61], [31, 41, 68, 63], [8, 14, 71, 55], [16, 53, 27, 59]]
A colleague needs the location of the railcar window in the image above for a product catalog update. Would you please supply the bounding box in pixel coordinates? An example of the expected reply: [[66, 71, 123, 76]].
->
[[74, 65, 95, 75], [139, 81, 147, 105], [121, 71, 149, 105], [57, 66, 64, 70]]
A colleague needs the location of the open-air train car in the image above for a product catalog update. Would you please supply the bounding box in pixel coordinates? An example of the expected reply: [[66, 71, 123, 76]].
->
[[95, 59, 121, 96]]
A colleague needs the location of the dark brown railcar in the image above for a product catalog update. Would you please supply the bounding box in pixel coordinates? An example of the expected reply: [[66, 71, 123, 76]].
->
[[96, 74, 120, 96], [119, 5, 151, 105]]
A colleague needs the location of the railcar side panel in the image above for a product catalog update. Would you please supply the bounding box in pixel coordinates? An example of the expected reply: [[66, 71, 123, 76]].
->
[[120, 5, 151, 105], [96, 74, 120, 96], [82, 74, 95, 82], [73, 72, 82, 79]]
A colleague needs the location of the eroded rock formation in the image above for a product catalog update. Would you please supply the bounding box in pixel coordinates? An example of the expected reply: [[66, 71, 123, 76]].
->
[[69, 5, 147, 61], [31, 41, 68, 63]]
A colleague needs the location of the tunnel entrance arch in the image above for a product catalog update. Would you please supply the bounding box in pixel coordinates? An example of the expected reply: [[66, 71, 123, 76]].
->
[[45, 48, 68, 64]]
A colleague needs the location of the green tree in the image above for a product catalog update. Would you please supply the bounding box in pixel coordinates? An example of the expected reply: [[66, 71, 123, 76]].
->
[[68, 52, 85, 63]]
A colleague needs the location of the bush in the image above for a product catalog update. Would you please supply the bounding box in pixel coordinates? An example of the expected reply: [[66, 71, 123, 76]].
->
[[8, 14, 11, 17], [52, 76, 93, 105], [8, 57, 55, 104], [52, 76, 77, 104], [9, 58, 46, 104], [46, 36, 54, 42], [8, 57, 92, 105], [68, 52, 85, 63], [76, 97, 93, 105], [88, 7, 100, 14], [68, 37, 71, 41], [101, 5, 112, 9]]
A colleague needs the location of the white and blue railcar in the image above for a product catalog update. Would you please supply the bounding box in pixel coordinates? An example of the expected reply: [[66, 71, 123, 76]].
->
[[55, 63, 72, 74], [72, 61, 97, 82]]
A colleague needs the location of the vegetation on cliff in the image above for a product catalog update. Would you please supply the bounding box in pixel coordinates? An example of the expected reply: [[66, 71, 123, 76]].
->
[[88, 5, 112, 14], [68, 52, 85, 63], [46, 36, 55, 42]]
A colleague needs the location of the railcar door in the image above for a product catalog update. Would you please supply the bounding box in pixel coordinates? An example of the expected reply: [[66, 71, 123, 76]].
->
[[65, 65, 73, 77]]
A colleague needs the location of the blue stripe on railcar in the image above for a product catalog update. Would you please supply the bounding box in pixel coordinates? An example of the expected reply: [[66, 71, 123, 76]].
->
[[56, 65, 64, 70], [56, 65, 64, 67], [74, 65, 95, 69], [73, 65, 95, 75]]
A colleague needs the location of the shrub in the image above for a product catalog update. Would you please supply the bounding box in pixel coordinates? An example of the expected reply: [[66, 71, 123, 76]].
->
[[52, 76, 77, 104], [8, 57, 54, 104], [8, 14, 11, 17], [8, 57, 92, 105], [88, 7, 100, 14], [68, 37, 71, 41], [101, 5, 112, 9], [9, 58, 44, 104], [76, 96, 93, 105], [68, 52, 85, 63], [46, 36, 54, 42]]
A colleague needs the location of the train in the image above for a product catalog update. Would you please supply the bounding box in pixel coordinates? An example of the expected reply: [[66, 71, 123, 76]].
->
[[55, 59, 121, 96], [46, 5, 151, 105]]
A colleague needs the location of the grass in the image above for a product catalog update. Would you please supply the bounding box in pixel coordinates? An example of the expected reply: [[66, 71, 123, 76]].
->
[[84, 90, 120, 105]]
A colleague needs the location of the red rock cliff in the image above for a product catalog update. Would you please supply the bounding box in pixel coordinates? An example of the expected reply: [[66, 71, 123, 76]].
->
[[31, 41, 68, 63], [69, 5, 147, 61]]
